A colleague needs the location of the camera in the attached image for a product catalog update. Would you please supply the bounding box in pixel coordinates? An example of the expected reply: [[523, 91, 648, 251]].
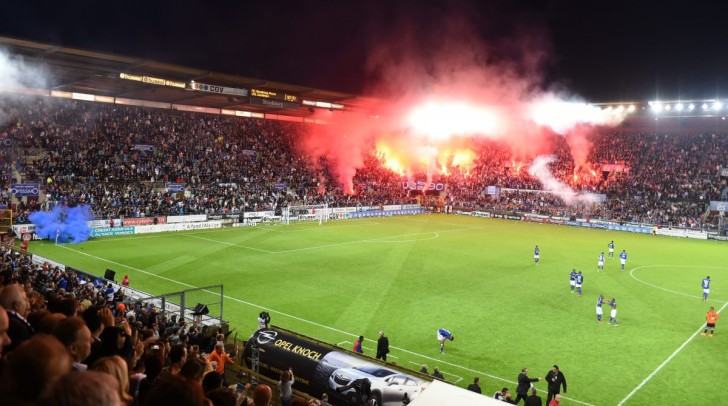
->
[[259, 311, 270, 323]]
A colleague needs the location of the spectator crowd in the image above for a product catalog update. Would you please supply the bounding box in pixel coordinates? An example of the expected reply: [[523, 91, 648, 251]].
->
[[1, 97, 726, 231], [0, 243, 296, 406]]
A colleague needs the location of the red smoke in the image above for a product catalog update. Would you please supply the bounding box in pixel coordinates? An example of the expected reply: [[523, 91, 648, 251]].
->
[[297, 8, 622, 194]]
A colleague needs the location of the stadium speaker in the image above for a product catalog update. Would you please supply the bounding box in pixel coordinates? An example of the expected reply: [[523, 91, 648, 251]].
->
[[104, 269, 116, 281], [193, 303, 209, 316]]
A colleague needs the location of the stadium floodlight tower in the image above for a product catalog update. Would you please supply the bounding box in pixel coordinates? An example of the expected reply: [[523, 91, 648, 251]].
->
[[282, 203, 329, 225]]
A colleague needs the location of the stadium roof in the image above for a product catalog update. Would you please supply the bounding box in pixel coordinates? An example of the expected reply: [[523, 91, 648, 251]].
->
[[0, 36, 384, 117], [3, 35, 728, 133]]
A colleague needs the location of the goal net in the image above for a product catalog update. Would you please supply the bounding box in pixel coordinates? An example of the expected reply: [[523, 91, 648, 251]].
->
[[282, 204, 329, 225]]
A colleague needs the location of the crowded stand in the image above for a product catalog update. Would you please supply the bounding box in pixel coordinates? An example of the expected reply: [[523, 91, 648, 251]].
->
[[0, 242, 289, 405], [1, 96, 726, 231]]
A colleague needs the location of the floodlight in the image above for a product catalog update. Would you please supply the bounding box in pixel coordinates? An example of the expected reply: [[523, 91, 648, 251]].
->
[[651, 103, 662, 113], [628, 105, 636, 112], [675, 103, 683, 111], [665, 105, 672, 111], [702, 103, 709, 110], [714, 101, 722, 110], [688, 104, 695, 110]]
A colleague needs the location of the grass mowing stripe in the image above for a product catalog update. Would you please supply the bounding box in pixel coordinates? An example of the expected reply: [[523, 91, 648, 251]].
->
[[34, 215, 724, 404], [182, 233, 277, 253], [617, 301, 728, 406], [57, 232, 600, 405]]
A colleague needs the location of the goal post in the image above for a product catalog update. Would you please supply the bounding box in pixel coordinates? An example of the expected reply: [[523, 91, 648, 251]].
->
[[282, 204, 329, 225]]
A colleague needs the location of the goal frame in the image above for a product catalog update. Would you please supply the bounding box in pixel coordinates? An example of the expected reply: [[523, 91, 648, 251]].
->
[[282, 204, 329, 225]]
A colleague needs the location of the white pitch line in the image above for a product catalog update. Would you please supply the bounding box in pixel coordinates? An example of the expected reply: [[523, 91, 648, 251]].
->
[[617, 301, 728, 406], [183, 234, 277, 254], [340, 341, 398, 359], [630, 265, 728, 303], [406, 363, 463, 383], [273, 227, 481, 254], [261, 220, 383, 233], [56, 238, 594, 406], [176, 227, 477, 255]]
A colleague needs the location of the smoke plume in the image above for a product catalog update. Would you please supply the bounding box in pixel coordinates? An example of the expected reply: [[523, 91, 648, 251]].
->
[[29, 205, 93, 244], [297, 7, 627, 200]]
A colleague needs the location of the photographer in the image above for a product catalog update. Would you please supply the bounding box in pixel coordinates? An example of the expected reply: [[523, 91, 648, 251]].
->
[[258, 311, 270, 330]]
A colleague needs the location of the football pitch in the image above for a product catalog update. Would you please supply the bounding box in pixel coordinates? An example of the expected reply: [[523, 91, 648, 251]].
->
[[28, 214, 727, 405]]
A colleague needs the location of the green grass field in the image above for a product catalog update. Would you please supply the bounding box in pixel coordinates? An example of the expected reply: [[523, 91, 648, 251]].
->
[[27, 215, 727, 405]]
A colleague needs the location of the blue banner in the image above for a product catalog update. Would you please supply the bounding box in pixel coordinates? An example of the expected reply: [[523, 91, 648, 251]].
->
[[134, 144, 154, 153], [709, 201, 728, 211], [345, 208, 426, 219], [10, 183, 40, 197], [166, 183, 185, 193], [274, 182, 287, 190]]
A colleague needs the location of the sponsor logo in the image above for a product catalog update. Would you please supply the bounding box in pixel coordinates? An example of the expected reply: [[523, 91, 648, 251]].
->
[[10, 183, 40, 196], [257, 330, 278, 345]]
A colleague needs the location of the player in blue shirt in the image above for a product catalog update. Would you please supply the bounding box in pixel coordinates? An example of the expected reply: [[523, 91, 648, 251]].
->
[[596, 294, 605, 322], [597, 252, 605, 272], [575, 271, 584, 297], [608, 298, 618, 326], [534, 245, 540, 264], [569, 269, 577, 293], [619, 250, 627, 271], [608, 241, 615, 258], [702, 276, 711, 301], [437, 328, 454, 354]]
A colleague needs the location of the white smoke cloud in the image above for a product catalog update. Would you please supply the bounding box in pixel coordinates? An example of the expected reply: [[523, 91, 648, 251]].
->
[[0, 48, 47, 93], [0, 48, 49, 124], [528, 155, 600, 206]]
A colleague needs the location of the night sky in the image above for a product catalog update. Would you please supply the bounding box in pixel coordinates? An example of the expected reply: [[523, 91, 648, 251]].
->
[[3, 0, 728, 102]]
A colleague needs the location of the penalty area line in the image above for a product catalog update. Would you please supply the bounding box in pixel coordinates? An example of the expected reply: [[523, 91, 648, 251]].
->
[[617, 301, 728, 406]]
